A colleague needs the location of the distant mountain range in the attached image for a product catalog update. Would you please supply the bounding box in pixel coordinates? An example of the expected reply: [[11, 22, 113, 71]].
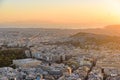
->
[[105, 25, 120, 30], [78, 25, 120, 36], [0, 24, 120, 36]]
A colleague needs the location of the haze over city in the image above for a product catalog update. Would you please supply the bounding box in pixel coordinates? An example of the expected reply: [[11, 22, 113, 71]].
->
[[0, 0, 120, 28], [1, 0, 120, 80]]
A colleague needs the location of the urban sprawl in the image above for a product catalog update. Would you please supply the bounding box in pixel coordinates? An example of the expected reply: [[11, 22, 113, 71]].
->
[[0, 28, 120, 80]]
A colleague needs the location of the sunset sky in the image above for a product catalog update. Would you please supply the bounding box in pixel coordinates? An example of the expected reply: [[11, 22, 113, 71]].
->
[[0, 0, 120, 28]]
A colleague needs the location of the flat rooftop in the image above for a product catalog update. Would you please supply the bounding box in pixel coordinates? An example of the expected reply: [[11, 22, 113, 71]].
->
[[13, 58, 41, 64]]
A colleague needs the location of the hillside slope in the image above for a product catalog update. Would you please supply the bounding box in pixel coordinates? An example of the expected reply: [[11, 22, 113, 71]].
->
[[49, 32, 120, 50], [77, 25, 120, 36]]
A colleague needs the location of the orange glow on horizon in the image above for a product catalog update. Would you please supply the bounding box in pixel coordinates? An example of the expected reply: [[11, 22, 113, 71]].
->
[[0, 0, 120, 28]]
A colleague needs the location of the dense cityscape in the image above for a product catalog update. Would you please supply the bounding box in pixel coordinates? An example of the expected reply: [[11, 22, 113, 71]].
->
[[0, 28, 120, 80], [1, 0, 120, 80]]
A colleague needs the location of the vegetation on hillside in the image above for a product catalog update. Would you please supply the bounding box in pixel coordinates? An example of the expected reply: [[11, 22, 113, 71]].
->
[[47, 32, 120, 50]]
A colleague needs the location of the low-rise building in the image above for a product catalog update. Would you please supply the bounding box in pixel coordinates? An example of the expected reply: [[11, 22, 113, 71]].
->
[[13, 58, 41, 68]]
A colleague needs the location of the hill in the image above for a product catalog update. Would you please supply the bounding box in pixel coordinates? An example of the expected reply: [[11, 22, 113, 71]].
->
[[50, 32, 120, 50], [77, 25, 120, 36], [105, 25, 120, 30], [71, 32, 120, 45]]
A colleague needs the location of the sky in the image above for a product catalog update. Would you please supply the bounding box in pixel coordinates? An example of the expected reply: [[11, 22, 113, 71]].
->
[[0, 0, 120, 28]]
